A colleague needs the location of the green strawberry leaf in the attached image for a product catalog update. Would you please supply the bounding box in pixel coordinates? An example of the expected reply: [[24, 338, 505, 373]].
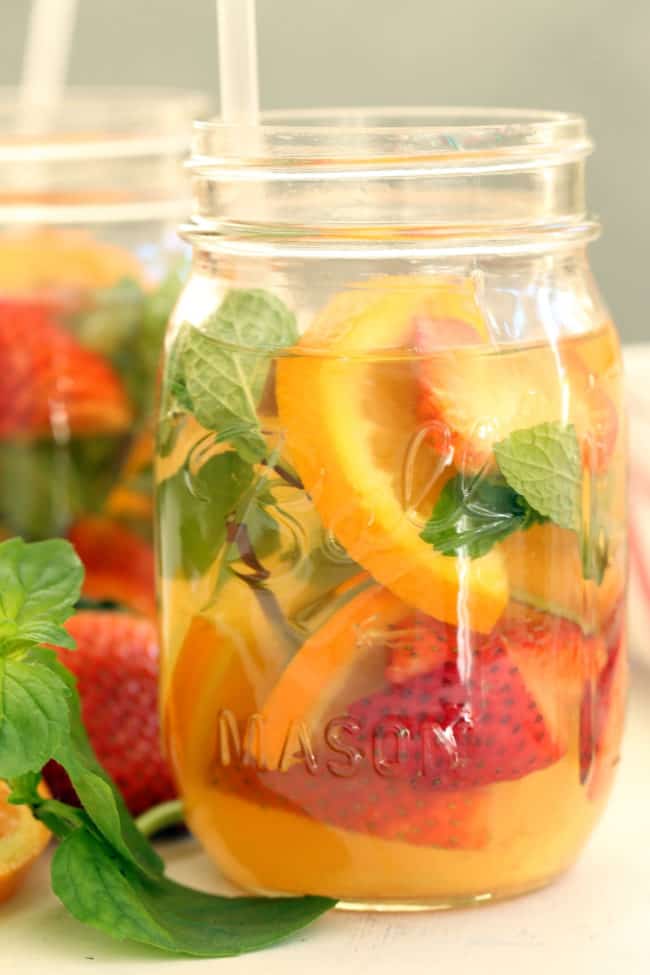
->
[[421, 472, 548, 558], [0, 538, 83, 649], [0, 653, 71, 777], [493, 422, 582, 532], [52, 828, 334, 959]]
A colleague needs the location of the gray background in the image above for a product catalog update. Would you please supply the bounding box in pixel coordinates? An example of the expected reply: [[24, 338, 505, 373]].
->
[[1, 0, 647, 342]]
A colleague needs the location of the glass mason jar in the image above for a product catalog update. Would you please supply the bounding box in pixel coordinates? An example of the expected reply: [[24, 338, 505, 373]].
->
[[157, 109, 627, 908], [0, 87, 206, 617]]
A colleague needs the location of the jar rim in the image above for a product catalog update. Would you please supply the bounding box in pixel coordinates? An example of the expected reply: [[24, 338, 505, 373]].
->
[[192, 106, 591, 167], [0, 86, 209, 163]]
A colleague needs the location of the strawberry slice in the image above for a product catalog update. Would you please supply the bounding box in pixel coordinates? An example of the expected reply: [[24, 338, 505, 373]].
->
[[255, 609, 579, 849], [255, 635, 558, 845], [254, 764, 488, 850], [415, 317, 618, 474], [386, 614, 486, 685], [382, 637, 563, 789], [69, 516, 155, 618], [580, 599, 627, 799], [0, 299, 132, 439]]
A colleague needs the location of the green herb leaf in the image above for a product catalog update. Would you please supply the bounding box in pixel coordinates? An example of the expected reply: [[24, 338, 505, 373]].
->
[[0, 538, 83, 648], [0, 654, 71, 777], [157, 451, 255, 577], [70, 277, 142, 356], [52, 829, 334, 959], [421, 473, 547, 558], [494, 422, 582, 531], [179, 289, 298, 461], [41, 648, 163, 875], [0, 535, 335, 957]]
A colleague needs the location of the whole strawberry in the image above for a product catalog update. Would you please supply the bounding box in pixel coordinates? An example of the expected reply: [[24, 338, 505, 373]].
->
[[44, 611, 176, 816]]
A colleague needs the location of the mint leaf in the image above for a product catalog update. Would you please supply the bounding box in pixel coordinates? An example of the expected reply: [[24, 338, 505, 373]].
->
[[157, 451, 255, 577], [52, 829, 333, 958], [71, 277, 142, 356], [0, 535, 335, 956], [494, 422, 582, 532], [0, 654, 71, 777], [129, 267, 186, 414], [0, 538, 83, 649], [421, 473, 547, 558], [43, 649, 163, 876], [0, 442, 84, 539], [180, 289, 298, 461]]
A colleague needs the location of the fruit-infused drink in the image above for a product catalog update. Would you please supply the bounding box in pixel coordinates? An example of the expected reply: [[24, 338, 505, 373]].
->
[[157, 110, 627, 908], [0, 89, 205, 616]]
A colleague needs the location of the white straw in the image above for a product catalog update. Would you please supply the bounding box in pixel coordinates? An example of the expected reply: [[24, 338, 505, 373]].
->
[[20, 0, 78, 125], [216, 0, 260, 123]]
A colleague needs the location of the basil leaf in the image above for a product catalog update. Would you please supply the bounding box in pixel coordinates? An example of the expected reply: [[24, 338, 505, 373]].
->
[[494, 422, 582, 532], [421, 473, 547, 558], [52, 828, 334, 959], [0, 538, 83, 649], [0, 654, 71, 777], [180, 289, 298, 461]]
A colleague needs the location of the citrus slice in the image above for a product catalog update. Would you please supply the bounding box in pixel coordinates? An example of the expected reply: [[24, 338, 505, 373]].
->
[[0, 228, 144, 294], [69, 516, 155, 618], [0, 781, 50, 903], [276, 275, 508, 632], [163, 576, 297, 785], [503, 522, 625, 632], [261, 585, 406, 769], [416, 323, 618, 474]]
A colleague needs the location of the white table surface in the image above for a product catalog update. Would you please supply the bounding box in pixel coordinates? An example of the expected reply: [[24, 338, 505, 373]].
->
[[4, 659, 649, 974]]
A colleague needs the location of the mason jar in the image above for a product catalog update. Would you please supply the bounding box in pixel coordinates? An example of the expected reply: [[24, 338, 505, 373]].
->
[[157, 109, 627, 908], [0, 87, 206, 617]]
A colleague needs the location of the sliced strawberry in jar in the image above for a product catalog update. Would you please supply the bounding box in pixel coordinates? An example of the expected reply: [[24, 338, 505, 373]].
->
[[0, 299, 132, 439], [384, 605, 602, 786], [255, 763, 488, 850], [580, 598, 628, 799], [386, 634, 563, 789]]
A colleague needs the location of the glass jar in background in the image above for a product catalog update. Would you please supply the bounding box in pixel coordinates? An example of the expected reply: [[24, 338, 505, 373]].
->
[[157, 109, 627, 908], [0, 88, 207, 616]]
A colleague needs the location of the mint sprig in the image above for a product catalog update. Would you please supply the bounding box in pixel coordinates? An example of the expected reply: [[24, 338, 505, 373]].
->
[[165, 289, 298, 463], [0, 538, 334, 957], [421, 422, 600, 581], [421, 472, 547, 558], [493, 422, 582, 532]]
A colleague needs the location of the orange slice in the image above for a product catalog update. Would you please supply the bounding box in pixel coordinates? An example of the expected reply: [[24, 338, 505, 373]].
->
[[68, 516, 155, 619], [0, 781, 50, 903], [417, 325, 618, 475], [0, 228, 144, 293], [503, 522, 625, 632], [163, 575, 297, 786], [276, 275, 508, 632], [261, 585, 406, 769]]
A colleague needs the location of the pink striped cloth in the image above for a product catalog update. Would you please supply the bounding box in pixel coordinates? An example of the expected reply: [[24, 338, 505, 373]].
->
[[625, 344, 650, 660]]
